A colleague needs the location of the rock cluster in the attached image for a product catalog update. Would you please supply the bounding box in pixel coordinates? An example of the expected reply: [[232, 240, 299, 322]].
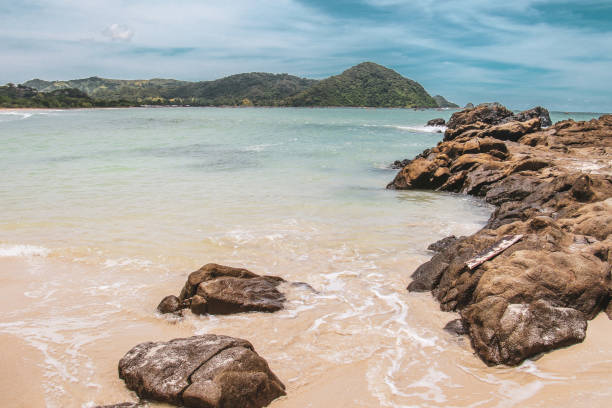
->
[[158, 263, 286, 316], [389, 104, 612, 366], [118, 334, 286, 408]]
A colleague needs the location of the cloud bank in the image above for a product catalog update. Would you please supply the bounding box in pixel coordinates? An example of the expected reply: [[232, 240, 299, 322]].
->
[[1, 0, 611, 111]]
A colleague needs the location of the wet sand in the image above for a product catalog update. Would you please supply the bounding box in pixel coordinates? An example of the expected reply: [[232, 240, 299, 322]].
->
[[1, 255, 611, 408]]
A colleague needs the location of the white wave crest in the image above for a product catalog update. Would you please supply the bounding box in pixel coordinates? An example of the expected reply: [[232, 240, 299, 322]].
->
[[0, 244, 50, 257], [392, 125, 446, 133], [363, 124, 446, 133]]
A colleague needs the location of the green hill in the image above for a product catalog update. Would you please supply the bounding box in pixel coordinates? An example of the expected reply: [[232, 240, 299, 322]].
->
[[169, 73, 317, 106], [0, 84, 128, 108], [20, 62, 451, 108], [23, 77, 188, 104], [283, 62, 438, 108], [433, 95, 459, 108], [24, 74, 315, 106]]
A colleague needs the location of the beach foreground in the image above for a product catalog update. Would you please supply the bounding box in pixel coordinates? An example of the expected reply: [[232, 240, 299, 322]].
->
[[1, 107, 611, 407]]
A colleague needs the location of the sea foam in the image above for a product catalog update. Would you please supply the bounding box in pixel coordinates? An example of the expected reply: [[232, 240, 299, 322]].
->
[[0, 244, 50, 257]]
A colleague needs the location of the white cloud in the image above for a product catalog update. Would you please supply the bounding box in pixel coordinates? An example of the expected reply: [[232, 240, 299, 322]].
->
[[102, 23, 134, 41]]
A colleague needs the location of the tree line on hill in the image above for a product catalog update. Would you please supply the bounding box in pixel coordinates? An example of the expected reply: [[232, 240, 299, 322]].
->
[[3, 62, 459, 109]]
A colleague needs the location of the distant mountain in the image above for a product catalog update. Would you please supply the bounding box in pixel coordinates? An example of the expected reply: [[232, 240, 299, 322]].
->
[[0, 84, 128, 108], [24, 74, 316, 106], [433, 94, 459, 108], [284, 62, 438, 108], [23, 77, 189, 104], [169, 73, 317, 106], [21, 62, 452, 108]]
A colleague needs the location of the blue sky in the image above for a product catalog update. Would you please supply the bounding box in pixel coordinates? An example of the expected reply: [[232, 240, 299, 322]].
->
[[1, 0, 611, 111]]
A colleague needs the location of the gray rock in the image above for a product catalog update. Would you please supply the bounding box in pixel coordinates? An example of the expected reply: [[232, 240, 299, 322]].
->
[[118, 334, 285, 408]]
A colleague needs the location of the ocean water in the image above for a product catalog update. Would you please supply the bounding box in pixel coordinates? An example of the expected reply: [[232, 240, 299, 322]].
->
[[0, 107, 610, 408]]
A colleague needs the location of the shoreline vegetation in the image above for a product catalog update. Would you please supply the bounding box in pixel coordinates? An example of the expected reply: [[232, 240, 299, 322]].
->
[[2, 62, 460, 109]]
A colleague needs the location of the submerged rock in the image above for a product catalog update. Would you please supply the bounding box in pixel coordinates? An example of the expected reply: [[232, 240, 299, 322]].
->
[[158, 263, 286, 316], [118, 334, 285, 408], [443, 319, 468, 336], [391, 103, 612, 366]]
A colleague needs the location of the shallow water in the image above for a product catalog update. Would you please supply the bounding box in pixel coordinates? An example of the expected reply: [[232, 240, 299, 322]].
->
[[0, 107, 610, 407]]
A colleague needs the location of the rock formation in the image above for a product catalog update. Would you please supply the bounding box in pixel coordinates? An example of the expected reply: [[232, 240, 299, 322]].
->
[[427, 118, 446, 127], [118, 334, 286, 408], [388, 104, 612, 366], [158, 263, 286, 316]]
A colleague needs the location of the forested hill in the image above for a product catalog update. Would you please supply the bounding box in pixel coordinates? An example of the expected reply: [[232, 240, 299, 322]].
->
[[283, 62, 438, 108], [0, 84, 130, 108], [20, 62, 456, 108]]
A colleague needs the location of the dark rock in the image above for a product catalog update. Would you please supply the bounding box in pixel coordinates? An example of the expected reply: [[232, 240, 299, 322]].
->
[[118, 334, 286, 408], [157, 295, 182, 314], [443, 319, 468, 335], [464, 103, 474, 109], [160, 264, 287, 316], [511, 106, 552, 127], [570, 174, 594, 202], [427, 235, 458, 252], [197, 276, 285, 315], [390, 159, 410, 169], [426, 118, 446, 127], [446, 103, 514, 133], [464, 300, 587, 366], [407, 254, 449, 292]]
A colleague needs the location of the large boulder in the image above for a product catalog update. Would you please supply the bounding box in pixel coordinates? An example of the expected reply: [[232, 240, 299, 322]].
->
[[464, 299, 587, 366], [446, 103, 514, 131], [118, 334, 286, 408], [158, 264, 286, 316]]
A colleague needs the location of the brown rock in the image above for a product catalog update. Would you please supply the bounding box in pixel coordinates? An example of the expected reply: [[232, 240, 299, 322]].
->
[[427, 118, 446, 127], [464, 299, 587, 366], [197, 276, 286, 314], [118, 335, 285, 408], [159, 264, 287, 316], [157, 295, 182, 314], [446, 103, 514, 132], [427, 235, 458, 253], [443, 319, 468, 336], [179, 263, 259, 302]]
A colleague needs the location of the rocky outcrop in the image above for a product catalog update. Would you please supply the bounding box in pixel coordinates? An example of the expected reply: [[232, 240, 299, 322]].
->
[[118, 334, 285, 408], [158, 264, 286, 316], [390, 158, 411, 169], [388, 103, 612, 366], [427, 118, 446, 127], [444, 103, 551, 141]]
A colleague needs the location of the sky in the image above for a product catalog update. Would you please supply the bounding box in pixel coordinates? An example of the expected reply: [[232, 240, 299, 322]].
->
[[1, 0, 612, 111]]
